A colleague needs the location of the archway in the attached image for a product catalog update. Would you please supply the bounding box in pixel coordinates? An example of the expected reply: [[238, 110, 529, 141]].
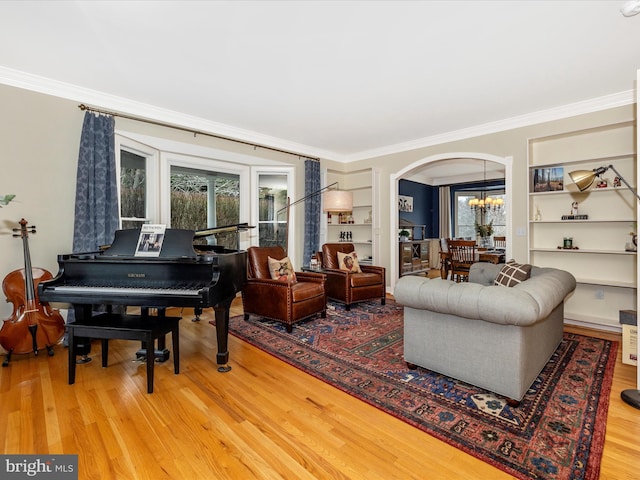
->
[[389, 152, 513, 289]]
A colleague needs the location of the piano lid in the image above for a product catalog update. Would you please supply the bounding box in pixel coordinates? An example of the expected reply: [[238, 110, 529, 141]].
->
[[194, 222, 254, 238]]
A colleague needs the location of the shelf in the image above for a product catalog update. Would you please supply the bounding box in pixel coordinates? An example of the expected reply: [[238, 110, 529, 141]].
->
[[576, 278, 636, 288], [529, 186, 636, 197], [529, 219, 635, 224], [328, 223, 372, 227], [530, 248, 636, 255], [528, 152, 635, 170]]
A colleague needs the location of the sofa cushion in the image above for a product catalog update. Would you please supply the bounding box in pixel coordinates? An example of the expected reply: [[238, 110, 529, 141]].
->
[[267, 256, 297, 283], [494, 260, 532, 287], [337, 251, 362, 273]]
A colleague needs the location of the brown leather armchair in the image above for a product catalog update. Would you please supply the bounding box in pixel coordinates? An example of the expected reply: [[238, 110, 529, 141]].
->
[[241, 246, 327, 332], [319, 243, 386, 311]]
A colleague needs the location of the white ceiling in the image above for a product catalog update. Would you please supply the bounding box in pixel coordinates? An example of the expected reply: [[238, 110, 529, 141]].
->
[[0, 0, 638, 165]]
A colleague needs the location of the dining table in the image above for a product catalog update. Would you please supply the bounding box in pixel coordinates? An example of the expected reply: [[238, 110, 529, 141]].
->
[[477, 249, 506, 264]]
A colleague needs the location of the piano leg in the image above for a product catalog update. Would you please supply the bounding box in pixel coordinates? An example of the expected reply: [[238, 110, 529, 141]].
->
[[73, 305, 92, 364], [211, 298, 233, 373], [192, 307, 203, 322]]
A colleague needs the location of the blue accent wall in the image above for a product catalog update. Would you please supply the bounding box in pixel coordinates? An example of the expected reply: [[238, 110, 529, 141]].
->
[[398, 179, 439, 239]]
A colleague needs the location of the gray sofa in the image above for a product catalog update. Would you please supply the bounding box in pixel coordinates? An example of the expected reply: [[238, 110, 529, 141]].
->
[[394, 262, 576, 401]]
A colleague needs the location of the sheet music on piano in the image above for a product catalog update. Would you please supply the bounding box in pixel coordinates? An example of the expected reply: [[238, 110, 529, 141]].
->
[[135, 224, 166, 257]]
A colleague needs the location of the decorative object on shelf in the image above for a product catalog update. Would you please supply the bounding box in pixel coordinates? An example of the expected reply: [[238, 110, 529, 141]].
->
[[626, 231, 637, 252], [561, 214, 588, 220], [571, 201, 579, 215], [532, 167, 563, 192], [339, 231, 353, 242], [469, 161, 504, 213], [398, 195, 413, 212], [613, 176, 622, 187], [534, 205, 542, 221], [596, 179, 609, 188], [364, 210, 372, 224], [563, 237, 573, 249], [399, 229, 411, 242], [557, 245, 579, 250]]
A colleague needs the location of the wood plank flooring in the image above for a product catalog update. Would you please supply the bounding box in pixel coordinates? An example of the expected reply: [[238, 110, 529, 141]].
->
[[0, 296, 639, 479]]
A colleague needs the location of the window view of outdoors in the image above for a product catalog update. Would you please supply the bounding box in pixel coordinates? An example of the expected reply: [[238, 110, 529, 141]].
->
[[258, 174, 288, 247], [170, 166, 240, 250], [456, 191, 506, 239], [120, 150, 147, 229]]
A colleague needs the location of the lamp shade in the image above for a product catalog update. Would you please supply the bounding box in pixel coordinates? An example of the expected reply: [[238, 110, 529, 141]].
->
[[323, 190, 353, 212], [568, 169, 598, 191]]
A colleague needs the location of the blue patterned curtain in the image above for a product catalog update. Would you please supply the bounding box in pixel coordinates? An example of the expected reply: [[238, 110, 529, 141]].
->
[[72, 112, 119, 253], [65, 112, 119, 331], [303, 159, 321, 266]]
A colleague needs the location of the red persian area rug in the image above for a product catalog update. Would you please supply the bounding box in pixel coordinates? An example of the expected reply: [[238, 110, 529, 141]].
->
[[229, 299, 617, 480]]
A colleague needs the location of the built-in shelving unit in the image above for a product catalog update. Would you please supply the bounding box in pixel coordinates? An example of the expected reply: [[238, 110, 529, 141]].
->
[[324, 168, 379, 265], [528, 121, 637, 330]]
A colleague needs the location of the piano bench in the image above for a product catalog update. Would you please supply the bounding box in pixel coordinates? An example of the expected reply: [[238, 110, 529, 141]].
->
[[66, 313, 181, 394]]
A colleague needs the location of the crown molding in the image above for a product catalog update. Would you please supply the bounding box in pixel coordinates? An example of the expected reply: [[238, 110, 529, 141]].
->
[[0, 66, 338, 161], [0, 66, 634, 164], [342, 90, 636, 162]]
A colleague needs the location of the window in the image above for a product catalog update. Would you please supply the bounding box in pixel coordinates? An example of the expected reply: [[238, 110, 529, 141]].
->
[[453, 189, 506, 238], [257, 173, 288, 247], [170, 166, 240, 250], [116, 138, 159, 230], [116, 135, 249, 249]]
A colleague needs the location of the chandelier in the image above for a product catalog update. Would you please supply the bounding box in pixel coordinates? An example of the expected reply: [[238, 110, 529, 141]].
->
[[468, 161, 504, 213], [469, 194, 503, 213]]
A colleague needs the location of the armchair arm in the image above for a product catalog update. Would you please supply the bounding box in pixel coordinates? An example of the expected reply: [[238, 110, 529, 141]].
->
[[295, 271, 327, 284], [360, 265, 385, 276]]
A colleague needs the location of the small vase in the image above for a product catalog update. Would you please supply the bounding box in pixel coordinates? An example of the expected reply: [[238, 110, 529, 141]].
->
[[479, 236, 492, 248]]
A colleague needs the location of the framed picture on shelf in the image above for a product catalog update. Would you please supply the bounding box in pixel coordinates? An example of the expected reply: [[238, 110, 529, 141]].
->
[[532, 167, 563, 192], [399, 195, 413, 212]]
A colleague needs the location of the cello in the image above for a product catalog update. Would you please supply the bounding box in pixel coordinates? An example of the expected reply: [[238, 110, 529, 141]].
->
[[0, 219, 65, 366]]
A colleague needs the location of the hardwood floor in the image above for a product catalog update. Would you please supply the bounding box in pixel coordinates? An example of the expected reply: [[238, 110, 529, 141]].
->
[[1, 296, 639, 479]]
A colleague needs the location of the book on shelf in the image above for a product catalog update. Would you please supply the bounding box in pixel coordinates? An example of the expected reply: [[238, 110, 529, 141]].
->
[[561, 214, 588, 220]]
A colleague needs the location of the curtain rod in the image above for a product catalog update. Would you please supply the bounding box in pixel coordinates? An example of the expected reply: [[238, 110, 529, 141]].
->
[[78, 104, 319, 161]]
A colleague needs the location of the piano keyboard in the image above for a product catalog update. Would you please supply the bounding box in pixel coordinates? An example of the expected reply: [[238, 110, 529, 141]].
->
[[50, 285, 202, 296]]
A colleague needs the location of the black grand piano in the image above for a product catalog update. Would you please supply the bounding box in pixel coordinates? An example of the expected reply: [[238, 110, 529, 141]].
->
[[38, 225, 248, 372]]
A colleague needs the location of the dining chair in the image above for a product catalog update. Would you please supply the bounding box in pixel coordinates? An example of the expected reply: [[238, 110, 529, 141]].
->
[[446, 239, 477, 282], [494, 236, 506, 249], [438, 238, 452, 279]]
